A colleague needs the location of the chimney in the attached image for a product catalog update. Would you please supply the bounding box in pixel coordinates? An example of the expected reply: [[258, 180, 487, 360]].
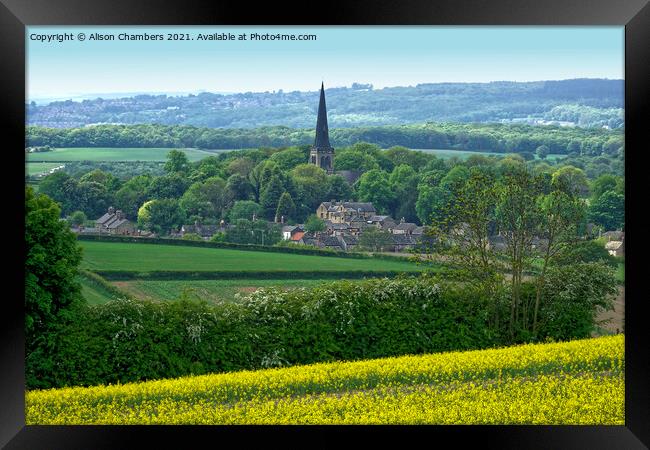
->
[[116, 210, 124, 220], [281, 215, 285, 224], [400, 217, 405, 224], [108, 206, 115, 215]]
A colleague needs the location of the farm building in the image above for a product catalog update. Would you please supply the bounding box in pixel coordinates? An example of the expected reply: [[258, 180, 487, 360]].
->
[[95, 207, 135, 235]]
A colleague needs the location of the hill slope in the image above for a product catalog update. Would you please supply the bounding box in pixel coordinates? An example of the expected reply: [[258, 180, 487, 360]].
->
[[26, 334, 623, 425], [27, 79, 624, 129]]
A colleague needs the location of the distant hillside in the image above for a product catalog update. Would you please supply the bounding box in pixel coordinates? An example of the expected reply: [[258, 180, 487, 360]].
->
[[27, 79, 624, 129]]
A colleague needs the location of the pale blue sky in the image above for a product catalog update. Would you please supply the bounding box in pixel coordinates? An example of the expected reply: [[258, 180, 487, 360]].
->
[[26, 26, 624, 101]]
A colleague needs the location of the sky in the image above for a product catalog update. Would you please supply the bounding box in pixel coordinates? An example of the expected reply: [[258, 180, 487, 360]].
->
[[26, 26, 624, 102]]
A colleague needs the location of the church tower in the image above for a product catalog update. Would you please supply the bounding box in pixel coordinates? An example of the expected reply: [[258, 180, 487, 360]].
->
[[309, 82, 334, 174]]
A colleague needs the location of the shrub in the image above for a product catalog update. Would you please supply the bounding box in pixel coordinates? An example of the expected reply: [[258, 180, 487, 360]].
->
[[27, 276, 495, 389]]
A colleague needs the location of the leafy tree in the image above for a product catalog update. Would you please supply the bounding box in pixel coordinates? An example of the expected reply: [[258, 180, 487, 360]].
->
[[358, 227, 393, 252], [227, 157, 256, 177], [333, 150, 379, 172], [269, 148, 306, 171], [114, 174, 152, 220], [164, 149, 190, 174], [416, 165, 470, 225], [532, 190, 585, 333], [226, 173, 254, 201], [228, 200, 264, 222], [146, 173, 190, 200], [555, 239, 618, 268], [495, 168, 544, 338], [389, 164, 419, 222], [182, 233, 203, 241], [137, 198, 186, 235], [552, 165, 590, 197], [189, 156, 223, 183], [275, 192, 296, 223], [590, 174, 619, 200], [536, 145, 550, 160], [76, 181, 113, 219], [588, 190, 624, 231], [224, 218, 254, 244], [384, 146, 429, 171], [68, 211, 87, 227], [290, 164, 329, 218], [79, 169, 122, 192], [25, 187, 83, 362], [305, 215, 326, 233], [326, 175, 353, 201], [260, 174, 286, 220], [356, 169, 395, 215], [422, 169, 504, 329], [538, 262, 617, 339], [38, 171, 75, 213]]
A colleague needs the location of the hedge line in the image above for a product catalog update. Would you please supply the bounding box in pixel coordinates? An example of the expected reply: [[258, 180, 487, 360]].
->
[[26, 276, 502, 390], [94, 270, 419, 281], [75, 234, 413, 262], [78, 269, 132, 299]]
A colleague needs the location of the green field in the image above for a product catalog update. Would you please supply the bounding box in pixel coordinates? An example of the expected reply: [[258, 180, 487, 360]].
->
[[80, 241, 423, 273], [78, 276, 116, 305], [26, 162, 65, 175], [27, 147, 236, 162], [410, 148, 566, 160], [26, 334, 623, 425], [113, 278, 331, 303]]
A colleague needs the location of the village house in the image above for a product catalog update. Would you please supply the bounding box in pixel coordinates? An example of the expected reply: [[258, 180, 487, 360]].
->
[[316, 201, 376, 223], [178, 221, 224, 240], [392, 218, 419, 235], [95, 207, 135, 235], [282, 225, 304, 241]]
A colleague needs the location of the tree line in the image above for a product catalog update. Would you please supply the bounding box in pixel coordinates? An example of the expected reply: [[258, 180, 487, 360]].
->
[[26, 121, 623, 156], [39, 143, 624, 242]]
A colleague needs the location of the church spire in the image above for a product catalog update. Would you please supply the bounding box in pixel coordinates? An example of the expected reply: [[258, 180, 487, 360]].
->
[[314, 82, 332, 149]]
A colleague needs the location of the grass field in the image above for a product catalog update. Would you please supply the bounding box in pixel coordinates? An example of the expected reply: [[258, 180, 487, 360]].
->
[[25, 162, 65, 176], [79, 241, 422, 273], [112, 279, 330, 303], [26, 147, 236, 162], [25, 334, 623, 425], [78, 276, 116, 305], [410, 148, 566, 160]]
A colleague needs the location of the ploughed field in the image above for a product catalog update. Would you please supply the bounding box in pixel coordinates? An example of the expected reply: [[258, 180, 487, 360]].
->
[[79, 241, 423, 273], [26, 334, 623, 425]]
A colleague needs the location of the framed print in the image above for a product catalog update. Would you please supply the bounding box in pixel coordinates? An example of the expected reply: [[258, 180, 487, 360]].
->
[[2, 0, 648, 448]]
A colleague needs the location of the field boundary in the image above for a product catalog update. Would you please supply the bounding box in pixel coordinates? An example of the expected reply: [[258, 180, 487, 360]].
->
[[95, 270, 420, 281], [77, 234, 416, 262]]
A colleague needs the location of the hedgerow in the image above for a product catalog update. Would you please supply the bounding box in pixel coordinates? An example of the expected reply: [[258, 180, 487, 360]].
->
[[26, 276, 496, 389]]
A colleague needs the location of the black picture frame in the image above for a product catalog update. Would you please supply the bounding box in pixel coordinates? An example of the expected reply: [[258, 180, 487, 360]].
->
[[2, 0, 648, 448]]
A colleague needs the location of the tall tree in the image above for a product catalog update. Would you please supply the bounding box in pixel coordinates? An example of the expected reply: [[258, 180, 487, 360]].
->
[[164, 149, 190, 174], [356, 169, 395, 215], [260, 175, 286, 220], [275, 192, 296, 223], [495, 169, 544, 337], [25, 187, 83, 359]]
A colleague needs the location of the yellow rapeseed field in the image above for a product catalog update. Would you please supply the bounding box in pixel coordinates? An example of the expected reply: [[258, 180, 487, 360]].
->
[[26, 334, 624, 425]]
